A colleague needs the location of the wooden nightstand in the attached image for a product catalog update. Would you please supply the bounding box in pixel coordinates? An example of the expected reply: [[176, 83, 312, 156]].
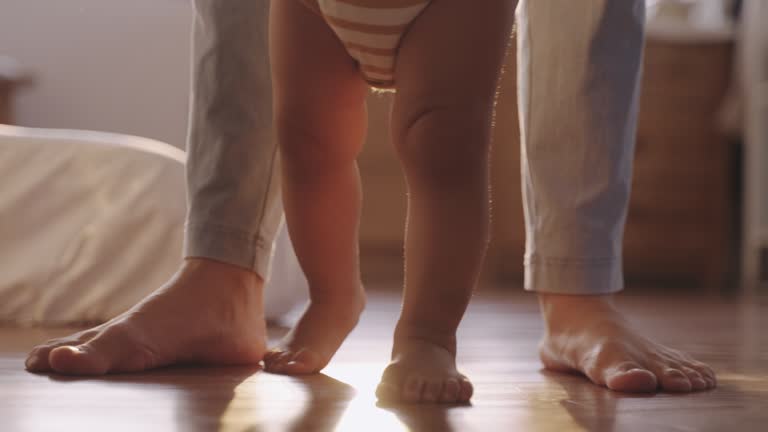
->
[[624, 39, 734, 288], [0, 56, 31, 125]]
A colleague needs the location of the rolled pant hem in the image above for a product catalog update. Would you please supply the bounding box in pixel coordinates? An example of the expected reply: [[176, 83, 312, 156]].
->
[[524, 256, 624, 295], [183, 222, 272, 278]]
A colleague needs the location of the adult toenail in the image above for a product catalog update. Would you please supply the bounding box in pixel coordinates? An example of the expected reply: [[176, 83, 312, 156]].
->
[[670, 377, 690, 387]]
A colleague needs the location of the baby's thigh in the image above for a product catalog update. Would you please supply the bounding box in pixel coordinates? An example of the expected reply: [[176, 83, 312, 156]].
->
[[394, 0, 515, 114], [270, 0, 365, 113], [391, 0, 516, 160], [270, 0, 368, 153]]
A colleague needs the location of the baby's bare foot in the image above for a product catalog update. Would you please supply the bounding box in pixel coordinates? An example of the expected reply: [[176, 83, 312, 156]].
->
[[376, 328, 473, 404], [25, 259, 267, 375], [538, 294, 716, 393], [263, 286, 365, 375]]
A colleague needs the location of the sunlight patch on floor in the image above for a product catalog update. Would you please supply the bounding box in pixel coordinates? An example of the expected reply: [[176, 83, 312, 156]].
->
[[325, 362, 408, 432]]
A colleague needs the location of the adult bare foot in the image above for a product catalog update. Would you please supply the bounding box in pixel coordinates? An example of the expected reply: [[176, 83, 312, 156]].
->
[[25, 258, 267, 375], [375, 326, 473, 404], [538, 293, 716, 393], [263, 286, 365, 375]]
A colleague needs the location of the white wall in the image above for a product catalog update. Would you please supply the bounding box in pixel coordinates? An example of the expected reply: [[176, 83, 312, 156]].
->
[[0, 0, 193, 148]]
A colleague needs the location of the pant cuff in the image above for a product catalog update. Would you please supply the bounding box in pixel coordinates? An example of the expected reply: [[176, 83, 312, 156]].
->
[[184, 222, 273, 278], [524, 256, 624, 295]]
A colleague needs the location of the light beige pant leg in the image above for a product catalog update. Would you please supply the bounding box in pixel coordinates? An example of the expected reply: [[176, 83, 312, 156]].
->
[[517, 0, 645, 294], [184, 0, 282, 278]]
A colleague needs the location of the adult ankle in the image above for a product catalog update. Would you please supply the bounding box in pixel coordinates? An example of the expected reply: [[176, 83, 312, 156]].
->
[[182, 258, 263, 286], [537, 293, 625, 334]]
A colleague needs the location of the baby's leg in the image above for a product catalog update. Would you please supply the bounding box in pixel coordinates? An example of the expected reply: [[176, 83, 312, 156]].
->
[[376, 0, 516, 403], [265, 0, 369, 374]]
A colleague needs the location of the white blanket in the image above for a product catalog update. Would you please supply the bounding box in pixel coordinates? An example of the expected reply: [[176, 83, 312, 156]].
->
[[0, 125, 306, 325]]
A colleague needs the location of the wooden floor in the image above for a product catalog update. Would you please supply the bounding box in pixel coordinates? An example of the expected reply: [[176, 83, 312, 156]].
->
[[1, 288, 767, 432]]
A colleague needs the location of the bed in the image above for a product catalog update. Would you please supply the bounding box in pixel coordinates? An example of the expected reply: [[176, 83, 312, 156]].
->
[[0, 125, 306, 325]]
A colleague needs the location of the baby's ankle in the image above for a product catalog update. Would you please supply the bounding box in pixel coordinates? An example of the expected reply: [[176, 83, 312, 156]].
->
[[393, 321, 458, 356], [308, 281, 366, 307]]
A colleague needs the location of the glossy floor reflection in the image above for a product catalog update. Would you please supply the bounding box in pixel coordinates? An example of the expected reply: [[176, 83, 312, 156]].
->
[[1, 288, 767, 431]]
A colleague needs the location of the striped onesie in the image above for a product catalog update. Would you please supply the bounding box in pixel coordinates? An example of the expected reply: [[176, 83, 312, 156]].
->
[[301, 0, 431, 88]]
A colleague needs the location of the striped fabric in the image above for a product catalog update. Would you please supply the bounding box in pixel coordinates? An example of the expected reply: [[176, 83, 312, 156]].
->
[[301, 0, 431, 87]]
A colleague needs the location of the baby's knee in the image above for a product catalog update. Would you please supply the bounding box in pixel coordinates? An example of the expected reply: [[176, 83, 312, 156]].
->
[[276, 113, 359, 175], [394, 103, 493, 187]]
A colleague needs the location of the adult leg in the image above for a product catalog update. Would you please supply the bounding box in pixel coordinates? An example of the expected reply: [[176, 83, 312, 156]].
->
[[518, 0, 715, 392], [25, 0, 276, 375]]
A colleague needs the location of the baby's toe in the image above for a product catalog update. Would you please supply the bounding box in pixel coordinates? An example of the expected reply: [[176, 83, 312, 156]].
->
[[439, 378, 461, 403]]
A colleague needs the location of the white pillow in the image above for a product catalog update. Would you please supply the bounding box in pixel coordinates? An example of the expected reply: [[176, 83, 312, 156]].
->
[[0, 125, 306, 325]]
